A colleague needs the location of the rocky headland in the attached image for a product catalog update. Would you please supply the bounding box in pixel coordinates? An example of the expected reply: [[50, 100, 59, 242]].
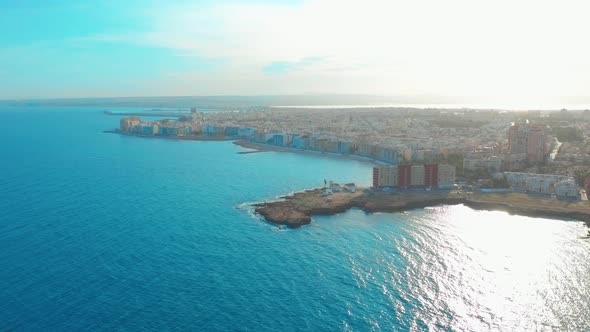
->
[[254, 189, 590, 228]]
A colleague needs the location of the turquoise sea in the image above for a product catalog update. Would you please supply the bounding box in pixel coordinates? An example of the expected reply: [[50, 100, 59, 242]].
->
[[1, 107, 589, 331]]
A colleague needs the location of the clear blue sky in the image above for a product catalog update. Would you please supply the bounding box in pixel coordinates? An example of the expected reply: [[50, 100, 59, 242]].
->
[[1, 0, 589, 101]]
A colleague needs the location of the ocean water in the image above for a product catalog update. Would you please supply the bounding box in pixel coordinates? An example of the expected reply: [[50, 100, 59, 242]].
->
[[1, 107, 589, 331]]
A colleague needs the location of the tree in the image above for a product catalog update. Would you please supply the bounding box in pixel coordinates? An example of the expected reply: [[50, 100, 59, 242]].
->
[[492, 176, 509, 188]]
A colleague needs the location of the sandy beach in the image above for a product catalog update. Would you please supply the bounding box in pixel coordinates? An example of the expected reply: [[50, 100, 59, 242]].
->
[[233, 139, 388, 166]]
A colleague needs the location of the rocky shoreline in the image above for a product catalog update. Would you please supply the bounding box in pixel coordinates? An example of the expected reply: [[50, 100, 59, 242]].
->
[[104, 130, 590, 230], [254, 189, 590, 228]]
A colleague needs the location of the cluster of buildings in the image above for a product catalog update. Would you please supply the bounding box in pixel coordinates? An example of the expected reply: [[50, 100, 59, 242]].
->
[[503, 172, 578, 198], [188, 107, 513, 164], [462, 122, 550, 173], [120, 115, 254, 139], [120, 117, 194, 137], [372, 164, 456, 190], [507, 123, 548, 163], [250, 133, 401, 164], [120, 116, 401, 164], [118, 107, 587, 200], [459, 120, 582, 198]]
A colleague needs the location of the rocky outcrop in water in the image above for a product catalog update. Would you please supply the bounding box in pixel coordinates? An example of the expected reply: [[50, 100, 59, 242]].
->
[[254, 189, 590, 229]]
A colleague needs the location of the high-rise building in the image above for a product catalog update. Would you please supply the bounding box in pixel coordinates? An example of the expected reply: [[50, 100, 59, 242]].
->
[[398, 165, 412, 189], [410, 165, 425, 187], [373, 166, 398, 187], [372, 164, 455, 190], [508, 123, 547, 163], [526, 125, 547, 163], [424, 164, 439, 188], [437, 165, 456, 189], [120, 116, 141, 131]]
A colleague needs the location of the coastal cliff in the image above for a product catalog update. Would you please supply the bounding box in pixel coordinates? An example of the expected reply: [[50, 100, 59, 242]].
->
[[254, 189, 362, 227], [254, 189, 590, 228]]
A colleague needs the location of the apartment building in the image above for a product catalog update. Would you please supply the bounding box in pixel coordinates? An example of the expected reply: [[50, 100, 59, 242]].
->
[[504, 172, 578, 197], [438, 164, 456, 189], [508, 123, 548, 163], [373, 164, 455, 190], [120, 116, 141, 131], [463, 152, 503, 173]]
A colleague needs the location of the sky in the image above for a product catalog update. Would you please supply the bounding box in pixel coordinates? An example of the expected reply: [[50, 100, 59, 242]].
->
[[1, 0, 589, 102]]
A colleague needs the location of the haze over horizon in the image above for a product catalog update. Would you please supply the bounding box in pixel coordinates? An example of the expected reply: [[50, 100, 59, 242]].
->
[[1, 0, 589, 106], [4, 2, 590, 331]]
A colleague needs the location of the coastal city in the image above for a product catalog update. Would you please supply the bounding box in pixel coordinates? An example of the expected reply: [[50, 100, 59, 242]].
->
[[117, 106, 590, 200], [6, 0, 590, 330]]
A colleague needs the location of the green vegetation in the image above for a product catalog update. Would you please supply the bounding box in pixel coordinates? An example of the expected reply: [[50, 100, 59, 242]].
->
[[492, 176, 509, 188], [552, 126, 583, 142]]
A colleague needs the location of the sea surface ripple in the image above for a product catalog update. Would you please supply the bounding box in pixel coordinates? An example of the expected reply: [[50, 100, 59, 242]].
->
[[0, 107, 589, 331]]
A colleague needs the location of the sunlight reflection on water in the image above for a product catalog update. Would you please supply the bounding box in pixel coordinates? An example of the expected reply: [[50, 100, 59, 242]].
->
[[395, 205, 590, 331]]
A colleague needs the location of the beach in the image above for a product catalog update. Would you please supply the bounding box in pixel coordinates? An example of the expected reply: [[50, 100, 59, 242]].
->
[[232, 139, 388, 165]]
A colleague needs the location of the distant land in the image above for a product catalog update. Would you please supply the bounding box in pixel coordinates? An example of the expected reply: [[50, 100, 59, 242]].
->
[[2, 94, 590, 110]]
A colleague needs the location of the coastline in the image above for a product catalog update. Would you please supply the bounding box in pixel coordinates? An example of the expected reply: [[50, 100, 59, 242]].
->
[[105, 130, 387, 165], [103, 130, 235, 141], [253, 189, 590, 228], [233, 139, 388, 166], [105, 130, 590, 231]]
